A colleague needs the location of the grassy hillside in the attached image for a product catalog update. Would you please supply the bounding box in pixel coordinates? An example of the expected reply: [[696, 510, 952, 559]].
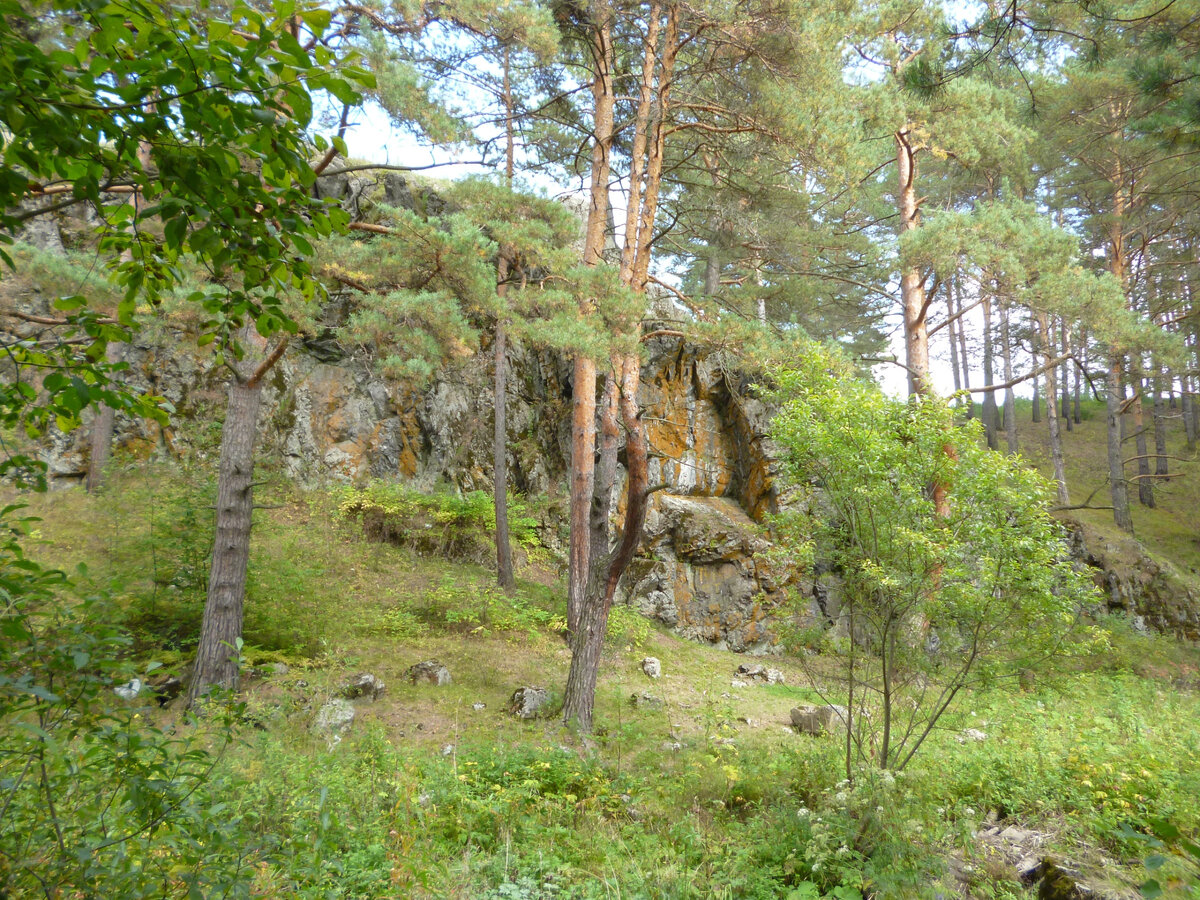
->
[[10, 462, 1200, 899], [1006, 396, 1200, 580]]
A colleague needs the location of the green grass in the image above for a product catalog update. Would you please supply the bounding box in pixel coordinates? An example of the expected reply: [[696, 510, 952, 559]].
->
[[10, 462, 1200, 899], [1002, 396, 1200, 579]]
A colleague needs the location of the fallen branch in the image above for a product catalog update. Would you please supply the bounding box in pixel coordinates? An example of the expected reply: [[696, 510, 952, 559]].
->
[[967, 353, 1072, 393], [2, 311, 117, 326], [1122, 454, 1194, 465]]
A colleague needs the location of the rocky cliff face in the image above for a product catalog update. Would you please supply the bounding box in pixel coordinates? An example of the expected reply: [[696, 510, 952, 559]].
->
[[1067, 518, 1200, 641], [40, 307, 806, 651], [21, 174, 1198, 650], [39, 306, 1200, 649]]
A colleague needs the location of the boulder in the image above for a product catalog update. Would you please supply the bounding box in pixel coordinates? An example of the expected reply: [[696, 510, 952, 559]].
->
[[642, 657, 662, 678], [407, 660, 451, 686], [790, 704, 850, 736], [622, 494, 798, 654], [314, 698, 355, 744], [340, 672, 386, 701], [149, 675, 184, 707], [509, 687, 549, 719], [113, 678, 143, 701], [736, 663, 785, 684]]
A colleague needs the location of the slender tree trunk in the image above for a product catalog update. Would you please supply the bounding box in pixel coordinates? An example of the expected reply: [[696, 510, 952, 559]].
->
[[1153, 361, 1168, 479], [1104, 170, 1135, 532], [568, 356, 598, 634], [493, 301, 514, 590], [947, 286, 963, 398], [1073, 332, 1083, 425], [189, 375, 264, 701], [493, 49, 517, 591], [981, 296, 998, 449], [999, 303, 1018, 454], [1184, 373, 1197, 452], [1106, 352, 1134, 532], [954, 278, 973, 418], [1037, 312, 1069, 506], [85, 339, 126, 491], [1060, 320, 1073, 432], [896, 132, 929, 396], [566, 4, 615, 633], [1032, 371, 1041, 422], [1131, 363, 1154, 508]]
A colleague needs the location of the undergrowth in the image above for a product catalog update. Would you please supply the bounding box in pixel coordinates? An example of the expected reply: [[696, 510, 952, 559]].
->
[[8, 466, 1200, 899]]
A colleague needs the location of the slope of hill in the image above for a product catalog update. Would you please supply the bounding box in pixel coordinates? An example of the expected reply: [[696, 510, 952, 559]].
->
[[11, 463, 1200, 900], [1010, 397, 1199, 578]]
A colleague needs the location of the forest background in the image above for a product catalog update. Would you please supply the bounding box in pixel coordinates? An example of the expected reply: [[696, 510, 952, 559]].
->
[[2, 0, 1200, 897]]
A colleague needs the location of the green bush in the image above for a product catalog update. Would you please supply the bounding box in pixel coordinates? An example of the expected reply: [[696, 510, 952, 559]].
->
[[422, 573, 566, 637], [768, 344, 1099, 774], [338, 481, 541, 564], [0, 506, 251, 898]]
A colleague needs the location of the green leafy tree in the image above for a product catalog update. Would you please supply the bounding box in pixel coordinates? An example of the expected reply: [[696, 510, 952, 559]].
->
[[769, 343, 1098, 775], [0, 0, 372, 702]]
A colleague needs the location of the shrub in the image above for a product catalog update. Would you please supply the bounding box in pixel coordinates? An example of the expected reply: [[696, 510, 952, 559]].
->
[[0, 506, 250, 897], [339, 481, 541, 565], [768, 344, 1100, 774]]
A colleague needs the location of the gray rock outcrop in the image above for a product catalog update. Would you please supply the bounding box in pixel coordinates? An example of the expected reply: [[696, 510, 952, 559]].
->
[[314, 698, 355, 744], [790, 704, 850, 736], [509, 687, 549, 719], [407, 660, 452, 686], [339, 673, 386, 701]]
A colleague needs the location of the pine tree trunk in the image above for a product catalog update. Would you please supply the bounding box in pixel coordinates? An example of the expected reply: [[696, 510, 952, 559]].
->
[[563, 2, 675, 731], [85, 340, 126, 491], [567, 356, 597, 634], [1000, 303, 1018, 454], [493, 48, 516, 592], [561, 569, 608, 731], [189, 377, 263, 702], [896, 132, 929, 396], [1104, 171, 1134, 531], [1153, 363, 1168, 479], [493, 312, 514, 590], [1184, 374, 1197, 452], [1039, 312, 1069, 506], [981, 297, 998, 449], [954, 279, 973, 418], [563, 355, 649, 732], [705, 249, 720, 299], [1131, 364, 1154, 508], [1106, 353, 1134, 533], [947, 287, 963, 399], [1060, 320, 1073, 432], [1073, 334, 1083, 425], [566, 3, 615, 633]]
